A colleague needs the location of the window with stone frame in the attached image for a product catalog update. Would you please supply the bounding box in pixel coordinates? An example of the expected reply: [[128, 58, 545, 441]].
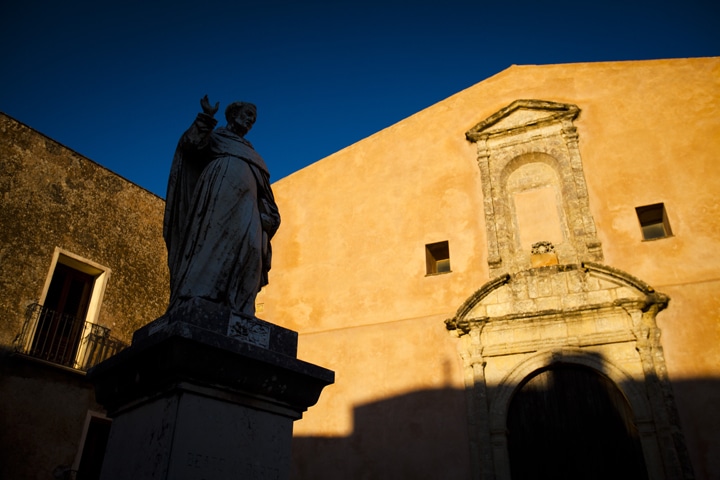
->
[[15, 249, 119, 370]]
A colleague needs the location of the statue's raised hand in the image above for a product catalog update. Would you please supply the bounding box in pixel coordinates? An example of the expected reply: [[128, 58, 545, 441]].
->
[[200, 95, 219, 117]]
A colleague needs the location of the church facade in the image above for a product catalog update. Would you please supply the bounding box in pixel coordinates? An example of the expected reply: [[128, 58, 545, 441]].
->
[[256, 57, 720, 479]]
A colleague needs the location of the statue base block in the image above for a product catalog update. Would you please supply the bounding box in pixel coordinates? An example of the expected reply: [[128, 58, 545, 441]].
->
[[88, 313, 334, 480], [133, 297, 299, 356]]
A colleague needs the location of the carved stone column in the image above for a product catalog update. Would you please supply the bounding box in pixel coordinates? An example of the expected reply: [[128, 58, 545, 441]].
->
[[459, 326, 496, 480]]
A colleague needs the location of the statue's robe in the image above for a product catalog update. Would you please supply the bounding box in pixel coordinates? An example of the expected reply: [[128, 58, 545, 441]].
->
[[163, 113, 280, 317]]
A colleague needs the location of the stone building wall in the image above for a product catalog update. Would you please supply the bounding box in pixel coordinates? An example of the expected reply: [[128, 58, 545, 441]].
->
[[0, 112, 169, 479], [0, 112, 169, 348]]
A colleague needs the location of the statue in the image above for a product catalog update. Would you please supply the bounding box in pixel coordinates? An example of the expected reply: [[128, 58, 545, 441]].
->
[[163, 96, 280, 321]]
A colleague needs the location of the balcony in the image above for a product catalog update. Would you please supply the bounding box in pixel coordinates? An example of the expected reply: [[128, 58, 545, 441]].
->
[[14, 303, 127, 372]]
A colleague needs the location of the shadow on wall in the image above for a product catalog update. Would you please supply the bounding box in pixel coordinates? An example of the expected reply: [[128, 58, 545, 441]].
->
[[291, 375, 720, 480], [293, 387, 471, 480]]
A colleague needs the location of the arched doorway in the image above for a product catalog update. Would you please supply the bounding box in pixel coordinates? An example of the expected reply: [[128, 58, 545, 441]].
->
[[507, 364, 648, 480]]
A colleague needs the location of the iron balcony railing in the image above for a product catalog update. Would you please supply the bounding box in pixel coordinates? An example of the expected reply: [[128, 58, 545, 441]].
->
[[15, 303, 127, 371]]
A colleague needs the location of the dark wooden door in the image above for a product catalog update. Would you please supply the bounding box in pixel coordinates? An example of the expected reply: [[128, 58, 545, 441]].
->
[[507, 364, 648, 480]]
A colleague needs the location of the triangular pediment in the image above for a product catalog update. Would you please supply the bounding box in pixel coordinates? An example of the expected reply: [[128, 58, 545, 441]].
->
[[466, 99, 579, 142]]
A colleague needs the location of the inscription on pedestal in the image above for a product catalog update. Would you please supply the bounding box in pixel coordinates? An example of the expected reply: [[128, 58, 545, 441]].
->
[[227, 316, 271, 348]]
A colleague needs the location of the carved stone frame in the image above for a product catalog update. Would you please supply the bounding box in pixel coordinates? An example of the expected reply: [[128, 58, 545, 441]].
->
[[451, 100, 693, 479], [465, 100, 603, 275], [446, 264, 692, 480]]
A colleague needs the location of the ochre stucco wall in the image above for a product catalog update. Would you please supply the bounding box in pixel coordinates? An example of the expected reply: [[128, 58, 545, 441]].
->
[[256, 57, 720, 479]]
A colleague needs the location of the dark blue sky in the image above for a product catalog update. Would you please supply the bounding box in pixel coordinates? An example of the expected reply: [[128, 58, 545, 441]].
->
[[1, 0, 717, 197]]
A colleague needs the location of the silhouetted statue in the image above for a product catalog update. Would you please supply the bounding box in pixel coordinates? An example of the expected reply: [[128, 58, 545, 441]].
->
[[164, 96, 280, 320]]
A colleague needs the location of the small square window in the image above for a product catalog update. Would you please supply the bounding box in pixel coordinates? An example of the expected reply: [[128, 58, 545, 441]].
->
[[426, 241, 451, 275], [635, 203, 672, 240]]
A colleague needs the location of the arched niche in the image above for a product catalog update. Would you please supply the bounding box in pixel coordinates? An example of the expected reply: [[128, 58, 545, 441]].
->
[[501, 154, 569, 265]]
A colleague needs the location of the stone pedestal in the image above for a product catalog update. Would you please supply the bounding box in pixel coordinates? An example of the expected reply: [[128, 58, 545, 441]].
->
[[88, 306, 334, 480]]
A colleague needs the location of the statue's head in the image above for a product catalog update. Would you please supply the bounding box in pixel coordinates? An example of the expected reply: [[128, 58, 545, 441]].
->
[[226, 101, 257, 137]]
